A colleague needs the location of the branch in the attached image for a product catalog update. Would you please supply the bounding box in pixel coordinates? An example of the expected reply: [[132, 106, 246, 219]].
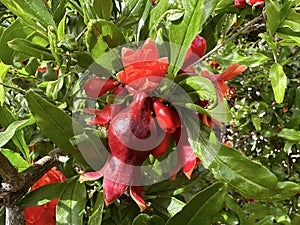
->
[[0, 152, 20, 192], [0, 148, 68, 206], [195, 14, 263, 64]]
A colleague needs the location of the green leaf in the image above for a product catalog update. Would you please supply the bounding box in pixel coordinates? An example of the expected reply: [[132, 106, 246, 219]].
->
[[93, 0, 113, 20], [56, 180, 86, 225], [280, 8, 300, 32], [0, 63, 10, 106], [86, 19, 125, 71], [0, 19, 48, 65], [251, 114, 261, 132], [8, 38, 54, 60], [79, 0, 97, 24], [181, 111, 300, 200], [178, 75, 217, 107], [0, 104, 32, 158], [118, 0, 150, 29], [18, 178, 74, 208], [0, 117, 35, 148], [88, 191, 105, 225], [133, 214, 165, 225], [255, 216, 274, 225], [0, 149, 30, 172], [0, 0, 56, 33], [213, 52, 271, 68], [165, 182, 228, 225], [269, 63, 287, 104], [25, 90, 87, 165], [265, 0, 282, 35], [278, 128, 300, 141], [168, 0, 219, 75]]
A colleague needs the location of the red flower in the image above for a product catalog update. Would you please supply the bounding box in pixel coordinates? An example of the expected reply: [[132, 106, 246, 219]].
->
[[235, 0, 247, 8], [117, 38, 168, 92], [182, 35, 206, 69], [246, 0, 264, 7], [81, 93, 158, 211], [235, 0, 264, 8], [24, 168, 66, 225], [84, 77, 119, 98], [201, 64, 247, 101]]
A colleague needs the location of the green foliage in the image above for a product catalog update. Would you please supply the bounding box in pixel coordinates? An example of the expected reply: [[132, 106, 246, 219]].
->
[[0, 0, 300, 224]]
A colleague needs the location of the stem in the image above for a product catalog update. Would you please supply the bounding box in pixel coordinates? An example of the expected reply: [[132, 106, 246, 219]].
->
[[5, 205, 23, 225], [0, 152, 20, 192], [0, 82, 26, 94], [196, 15, 263, 64]]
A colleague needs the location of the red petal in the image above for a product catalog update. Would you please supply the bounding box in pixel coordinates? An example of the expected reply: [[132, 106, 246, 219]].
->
[[130, 186, 149, 212], [182, 36, 206, 69], [87, 104, 112, 125], [79, 170, 103, 182], [217, 64, 247, 81], [103, 178, 128, 205], [151, 133, 170, 157], [122, 39, 160, 68]]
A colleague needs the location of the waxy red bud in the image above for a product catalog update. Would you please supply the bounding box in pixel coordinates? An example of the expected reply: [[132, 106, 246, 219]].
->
[[84, 77, 119, 98], [182, 36, 206, 69], [152, 99, 180, 134]]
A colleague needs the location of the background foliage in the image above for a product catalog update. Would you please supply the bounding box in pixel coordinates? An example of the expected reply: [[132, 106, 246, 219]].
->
[[0, 0, 300, 224]]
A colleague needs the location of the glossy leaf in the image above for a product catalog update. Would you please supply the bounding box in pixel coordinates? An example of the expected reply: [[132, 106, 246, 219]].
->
[[79, 0, 97, 24], [8, 38, 54, 60], [278, 128, 300, 141], [0, 63, 10, 106], [133, 214, 165, 225], [0, 0, 56, 33], [118, 0, 150, 29], [165, 182, 228, 225], [178, 75, 217, 106], [88, 191, 105, 225], [269, 63, 287, 104], [213, 52, 271, 68], [18, 179, 74, 208], [168, 0, 218, 75], [93, 0, 113, 20], [56, 179, 86, 225], [86, 19, 125, 70], [0, 149, 30, 172], [25, 90, 87, 165], [280, 8, 300, 32], [265, 0, 282, 35], [0, 19, 48, 65], [0, 104, 31, 158], [0, 117, 35, 149], [181, 110, 300, 200]]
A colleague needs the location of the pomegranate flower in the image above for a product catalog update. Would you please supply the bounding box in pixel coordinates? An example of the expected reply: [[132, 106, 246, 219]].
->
[[24, 168, 66, 225], [117, 38, 168, 92], [81, 93, 158, 211], [182, 35, 207, 70], [247, 0, 264, 7], [235, 0, 264, 8], [201, 64, 247, 101], [235, 0, 247, 8]]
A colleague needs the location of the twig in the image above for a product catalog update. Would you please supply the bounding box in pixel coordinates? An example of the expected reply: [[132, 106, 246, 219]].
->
[[0, 82, 26, 94], [76, 27, 88, 42], [195, 14, 263, 64]]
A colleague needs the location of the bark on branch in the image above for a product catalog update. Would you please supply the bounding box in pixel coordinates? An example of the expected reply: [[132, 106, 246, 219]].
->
[[0, 148, 68, 225]]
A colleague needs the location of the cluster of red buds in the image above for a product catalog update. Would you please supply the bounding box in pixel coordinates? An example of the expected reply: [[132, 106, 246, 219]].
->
[[235, 0, 264, 8], [80, 37, 246, 211]]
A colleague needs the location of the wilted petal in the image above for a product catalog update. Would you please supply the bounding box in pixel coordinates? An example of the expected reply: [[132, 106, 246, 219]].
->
[[130, 186, 148, 212]]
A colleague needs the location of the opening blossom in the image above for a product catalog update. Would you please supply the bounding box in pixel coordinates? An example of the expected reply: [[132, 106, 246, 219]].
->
[[24, 168, 66, 225], [80, 36, 247, 211]]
